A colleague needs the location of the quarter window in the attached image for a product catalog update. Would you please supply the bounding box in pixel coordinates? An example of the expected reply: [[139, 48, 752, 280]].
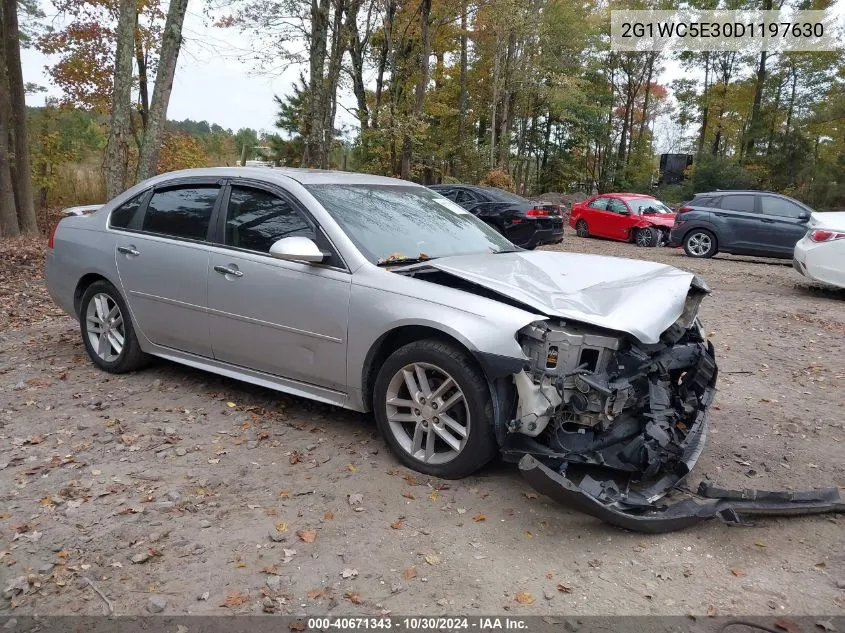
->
[[719, 195, 756, 214], [142, 186, 219, 240], [760, 196, 806, 219], [225, 186, 314, 252], [109, 193, 146, 229]]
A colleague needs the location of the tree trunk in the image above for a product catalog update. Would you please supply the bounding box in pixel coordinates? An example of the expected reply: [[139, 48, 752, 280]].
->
[[2, 0, 37, 233], [489, 34, 500, 168], [0, 51, 19, 237], [136, 0, 189, 181], [743, 0, 772, 161], [372, 0, 395, 130], [134, 16, 150, 133], [400, 0, 431, 180], [347, 1, 369, 134], [696, 52, 711, 158], [105, 0, 136, 199], [451, 1, 468, 177], [636, 53, 655, 146], [303, 0, 331, 167], [320, 0, 347, 169]]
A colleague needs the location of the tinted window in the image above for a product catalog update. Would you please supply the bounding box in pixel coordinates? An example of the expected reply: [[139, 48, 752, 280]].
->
[[305, 184, 514, 263], [454, 190, 479, 207], [225, 186, 314, 252], [719, 195, 756, 214], [760, 196, 806, 219], [481, 188, 527, 204], [142, 186, 219, 240], [692, 196, 715, 207], [607, 198, 628, 214], [110, 193, 146, 229], [588, 197, 609, 210]]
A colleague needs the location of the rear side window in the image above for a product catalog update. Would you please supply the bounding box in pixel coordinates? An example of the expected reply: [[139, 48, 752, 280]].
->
[[760, 196, 806, 219], [692, 196, 715, 207], [225, 186, 314, 252], [719, 195, 756, 214], [142, 186, 219, 241], [588, 197, 609, 210], [109, 193, 146, 229]]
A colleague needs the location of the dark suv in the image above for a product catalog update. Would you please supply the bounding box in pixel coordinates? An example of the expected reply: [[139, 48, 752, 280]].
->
[[669, 190, 812, 259]]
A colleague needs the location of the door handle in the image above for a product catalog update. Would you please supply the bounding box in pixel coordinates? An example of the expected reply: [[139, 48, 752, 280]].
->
[[760, 218, 775, 223], [117, 245, 140, 256], [714, 212, 728, 217], [214, 265, 243, 277]]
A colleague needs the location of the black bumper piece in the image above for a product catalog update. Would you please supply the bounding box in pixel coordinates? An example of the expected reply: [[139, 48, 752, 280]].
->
[[519, 455, 845, 533]]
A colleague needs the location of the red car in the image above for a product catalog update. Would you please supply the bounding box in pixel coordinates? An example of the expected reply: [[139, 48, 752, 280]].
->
[[569, 193, 676, 247]]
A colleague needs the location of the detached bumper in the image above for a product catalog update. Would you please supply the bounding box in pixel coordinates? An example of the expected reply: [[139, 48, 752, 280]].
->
[[519, 455, 845, 533]]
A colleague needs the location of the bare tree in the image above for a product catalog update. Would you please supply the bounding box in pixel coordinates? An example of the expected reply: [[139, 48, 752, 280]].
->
[[400, 0, 431, 180], [136, 0, 190, 180], [104, 0, 136, 199], [0, 49, 19, 236], [2, 0, 37, 233]]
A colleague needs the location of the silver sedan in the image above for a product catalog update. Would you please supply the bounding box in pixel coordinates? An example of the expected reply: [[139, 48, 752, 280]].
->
[[46, 168, 718, 523]]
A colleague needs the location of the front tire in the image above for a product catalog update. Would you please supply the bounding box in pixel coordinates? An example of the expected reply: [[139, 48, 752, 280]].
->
[[79, 280, 150, 373], [634, 226, 660, 247], [683, 229, 718, 258], [373, 339, 497, 479]]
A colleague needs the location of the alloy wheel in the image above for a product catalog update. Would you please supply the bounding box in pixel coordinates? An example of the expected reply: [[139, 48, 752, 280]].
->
[[687, 232, 713, 256], [636, 228, 654, 247], [85, 292, 125, 362], [384, 362, 470, 465]]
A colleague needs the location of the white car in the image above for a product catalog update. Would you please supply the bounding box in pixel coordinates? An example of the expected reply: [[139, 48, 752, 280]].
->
[[793, 212, 845, 289]]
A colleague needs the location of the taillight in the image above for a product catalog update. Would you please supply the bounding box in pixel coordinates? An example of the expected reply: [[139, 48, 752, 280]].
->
[[525, 208, 549, 217], [809, 229, 845, 242], [47, 222, 59, 249], [677, 206, 693, 214]]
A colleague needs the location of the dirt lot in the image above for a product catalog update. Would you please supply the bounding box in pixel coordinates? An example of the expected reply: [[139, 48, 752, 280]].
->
[[1, 235, 844, 618]]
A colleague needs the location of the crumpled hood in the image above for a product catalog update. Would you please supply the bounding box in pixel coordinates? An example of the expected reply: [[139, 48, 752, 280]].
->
[[406, 250, 702, 344], [645, 213, 677, 228]]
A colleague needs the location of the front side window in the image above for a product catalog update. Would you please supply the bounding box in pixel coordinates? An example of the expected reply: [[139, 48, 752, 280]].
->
[[142, 186, 219, 240], [719, 195, 756, 214], [109, 192, 146, 229], [606, 198, 628, 214], [627, 198, 672, 214], [760, 196, 806, 219], [588, 197, 609, 210], [225, 186, 314, 252], [305, 184, 514, 264]]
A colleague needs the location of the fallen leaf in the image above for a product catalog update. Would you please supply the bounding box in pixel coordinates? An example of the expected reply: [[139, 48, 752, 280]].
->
[[515, 592, 535, 605], [429, 490, 438, 502], [220, 591, 249, 608], [226, 402, 237, 408], [324, 511, 333, 521], [403, 567, 417, 580], [730, 568, 746, 578], [289, 451, 302, 465], [557, 583, 572, 594], [545, 572, 553, 580], [525, 531, 534, 539], [297, 529, 317, 543], [390, 519, 403, 530], [347, 464, 358, 472], [403, 474, 419, 486], [279, 489, 291, 498], [275, 522, 289, 533], [39, 495, 55, 507], [402, 491, 415, 500], [306, 588, 323, 599], [472, 513, 486, 522], [775, 617, 802, 633], [29, 435, 43, 445], [262, 565, 280, 575], [754, 539, 767, 548], [523, 492, 538, 500], [289, 621, 307, 632], [345, 592, 362, 604], [424, 554, 440, 565]]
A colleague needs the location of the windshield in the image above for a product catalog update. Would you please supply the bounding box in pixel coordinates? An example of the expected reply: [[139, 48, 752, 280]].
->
[[305, 184, 516, 263], [626, 198, 672, 214]]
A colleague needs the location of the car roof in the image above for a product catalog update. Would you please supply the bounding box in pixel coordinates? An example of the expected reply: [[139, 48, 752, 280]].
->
[[146, 167, 418, 188]]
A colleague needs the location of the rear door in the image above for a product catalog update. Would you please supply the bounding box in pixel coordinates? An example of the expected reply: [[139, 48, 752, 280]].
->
[[112, 180, 221, 357], [713, 194, 761, 252], [206, 181, 351, 390], [759, 195, 811, 255]]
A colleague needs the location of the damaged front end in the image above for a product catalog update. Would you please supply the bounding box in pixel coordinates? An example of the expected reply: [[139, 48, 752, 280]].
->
[[505, 282, 845, 531]]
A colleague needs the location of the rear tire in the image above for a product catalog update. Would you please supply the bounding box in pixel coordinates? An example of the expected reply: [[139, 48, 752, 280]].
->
[[575, 219, 589, 238], [683, 229, 718, 258], [634, 226, 660, 247], [79, 280, 150, 373], [372, 339, 497, 479]]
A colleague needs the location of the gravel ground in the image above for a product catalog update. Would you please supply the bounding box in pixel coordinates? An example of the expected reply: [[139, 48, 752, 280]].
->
[[1, 235, 843, 617]]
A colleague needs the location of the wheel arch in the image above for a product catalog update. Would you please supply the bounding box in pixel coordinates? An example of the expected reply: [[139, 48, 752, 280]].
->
[[683, 225, 719, 249], [73, 272, 119, 317]]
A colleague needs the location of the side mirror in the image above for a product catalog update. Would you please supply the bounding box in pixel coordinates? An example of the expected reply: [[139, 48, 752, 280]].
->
[[268, 236, 326, 263]]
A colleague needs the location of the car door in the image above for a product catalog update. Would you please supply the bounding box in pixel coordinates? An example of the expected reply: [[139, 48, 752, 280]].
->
[[712, 194, 761, 252], [206, 182, 351, 391], [603, 197, 635, 240], [758, 195, 811, 255], [112, 180, 221, 357], [582, 197, 613, 237]]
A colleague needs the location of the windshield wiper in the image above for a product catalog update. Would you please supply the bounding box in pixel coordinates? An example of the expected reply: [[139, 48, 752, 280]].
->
[[376, 252, 436, 267]]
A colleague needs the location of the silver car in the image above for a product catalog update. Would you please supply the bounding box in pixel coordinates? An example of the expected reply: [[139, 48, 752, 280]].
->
[[46, 168, 719, 528]]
